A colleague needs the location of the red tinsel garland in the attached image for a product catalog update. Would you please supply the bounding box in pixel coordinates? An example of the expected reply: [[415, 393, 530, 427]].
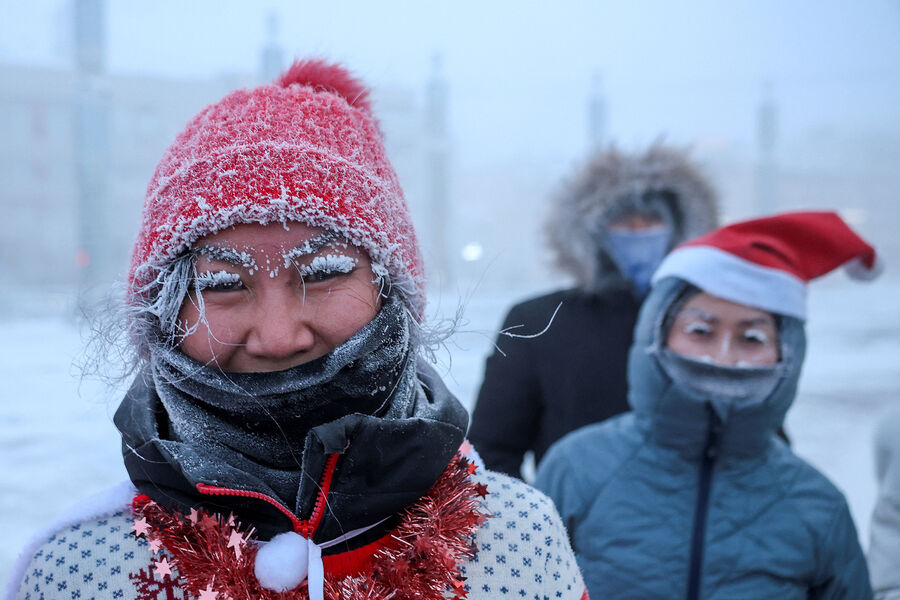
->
[[131, 455, 489, 600]]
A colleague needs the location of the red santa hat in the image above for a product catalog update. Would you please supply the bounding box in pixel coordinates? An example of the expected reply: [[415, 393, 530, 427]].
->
[[128, 59, 425, 316], [651, 211, 882, 320]]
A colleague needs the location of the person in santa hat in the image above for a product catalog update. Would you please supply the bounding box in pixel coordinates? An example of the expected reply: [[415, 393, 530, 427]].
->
[[6, 60, 587, 600], [536, 211, 877, 599], [470, 145, 719, 479]]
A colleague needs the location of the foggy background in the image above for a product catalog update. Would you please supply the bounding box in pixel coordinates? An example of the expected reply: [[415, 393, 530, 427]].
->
[[2, 0, 899, 300], [1, 0, 899, 588]]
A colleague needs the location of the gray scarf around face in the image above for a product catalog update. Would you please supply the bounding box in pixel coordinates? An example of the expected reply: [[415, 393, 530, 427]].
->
[[655, 349, 785, 422], [146, 294, 419, 506]]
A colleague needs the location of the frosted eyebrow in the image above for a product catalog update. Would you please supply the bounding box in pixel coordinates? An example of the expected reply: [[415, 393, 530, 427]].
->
[[740, 317, 774, 327], [678, 307, 717, 323], [283, 232, 343, 263], [195, 245, 254, 267]]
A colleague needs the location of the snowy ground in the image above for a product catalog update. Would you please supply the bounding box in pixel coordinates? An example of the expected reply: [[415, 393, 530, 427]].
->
[[1, 277, 898, 586]]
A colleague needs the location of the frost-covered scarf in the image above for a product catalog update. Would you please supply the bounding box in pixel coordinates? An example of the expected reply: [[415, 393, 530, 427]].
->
[[116, 294, 469, 540], [151, 294, 411, 503]]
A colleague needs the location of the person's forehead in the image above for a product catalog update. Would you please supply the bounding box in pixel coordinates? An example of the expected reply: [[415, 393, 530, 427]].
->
[[195, 221, 327, 249], [679, 292, 775, 323]]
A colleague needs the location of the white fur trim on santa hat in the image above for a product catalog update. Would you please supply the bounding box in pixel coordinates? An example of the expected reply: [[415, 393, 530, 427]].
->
[[652, 246, 809, 320]]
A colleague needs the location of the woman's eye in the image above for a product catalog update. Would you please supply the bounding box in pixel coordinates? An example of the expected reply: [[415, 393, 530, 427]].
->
[[195, 271, 244, 292], [304, 269, 341, 282], [683, 322, 712, 337], [743, 329, 770, 345], [297, 254, 358, 283]]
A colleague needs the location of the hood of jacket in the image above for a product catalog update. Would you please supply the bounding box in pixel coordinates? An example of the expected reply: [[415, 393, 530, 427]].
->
[[627, 277, 806, 460], [545, 145, 718, 295]]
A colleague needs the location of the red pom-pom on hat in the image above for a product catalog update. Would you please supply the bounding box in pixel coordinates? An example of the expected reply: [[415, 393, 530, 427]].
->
[[276, 58, 372, 113], [652, 211, 881, 319]]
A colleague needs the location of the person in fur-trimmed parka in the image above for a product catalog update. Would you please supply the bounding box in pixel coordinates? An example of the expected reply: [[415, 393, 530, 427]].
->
[[469, 145, 718, 478]]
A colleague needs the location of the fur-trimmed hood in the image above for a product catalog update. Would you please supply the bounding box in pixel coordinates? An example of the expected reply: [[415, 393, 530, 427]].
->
[[545, 144, 719, 294]]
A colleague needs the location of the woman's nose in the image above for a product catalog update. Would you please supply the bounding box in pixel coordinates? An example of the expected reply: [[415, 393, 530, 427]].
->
[[712, 334, 738, 366], [244, 291, 316, 360]]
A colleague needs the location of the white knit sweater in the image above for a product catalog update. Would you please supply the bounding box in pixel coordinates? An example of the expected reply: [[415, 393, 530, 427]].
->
[[8, 470, 586, 600]]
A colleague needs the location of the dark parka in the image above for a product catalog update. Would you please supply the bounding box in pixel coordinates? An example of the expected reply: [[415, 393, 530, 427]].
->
[[535, 278, 873, 600], [469, 146, 718, 477]]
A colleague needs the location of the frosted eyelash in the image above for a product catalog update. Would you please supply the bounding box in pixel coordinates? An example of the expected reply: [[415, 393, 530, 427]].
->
[[297, 254, 358, 278], [282, 233, 346, 267], [744, 329, 770, 344], [194, 270, 242, 290], [683, 321, 712, 335]]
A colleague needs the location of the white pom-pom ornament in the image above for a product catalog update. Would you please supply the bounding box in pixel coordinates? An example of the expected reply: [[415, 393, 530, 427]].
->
[[254, 520, 383, 600], [254, 531, 310, 592]]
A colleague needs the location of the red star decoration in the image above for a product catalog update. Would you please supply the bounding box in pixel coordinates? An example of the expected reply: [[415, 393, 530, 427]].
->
[[450, 578, 468, 599], [200, 513, 218, 531], [466, 462, 478, 475], [153, 557, 175, 578], [132, 517, 150, 538], [198, 583, 219, 599], [459, 440, 474, 456], [227, 529, 245, 559], [473, 482, 489, 498]]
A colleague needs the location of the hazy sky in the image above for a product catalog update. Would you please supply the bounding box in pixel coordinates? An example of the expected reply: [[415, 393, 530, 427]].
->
[[2, 0, 899, 168]]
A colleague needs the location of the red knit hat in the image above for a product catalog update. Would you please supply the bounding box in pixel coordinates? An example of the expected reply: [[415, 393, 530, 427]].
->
[[129, 59, 425, 316], [651, 211, 882, 319]]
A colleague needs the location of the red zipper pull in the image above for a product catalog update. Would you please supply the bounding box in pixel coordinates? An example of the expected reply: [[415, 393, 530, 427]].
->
[[194, 453, 342, 539]]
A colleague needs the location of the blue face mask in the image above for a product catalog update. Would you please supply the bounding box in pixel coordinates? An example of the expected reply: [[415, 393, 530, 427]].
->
[[604, 225, 672, 296]]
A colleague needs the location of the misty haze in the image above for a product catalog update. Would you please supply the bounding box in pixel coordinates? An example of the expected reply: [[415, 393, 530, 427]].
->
[[1, 0, 898, 590]]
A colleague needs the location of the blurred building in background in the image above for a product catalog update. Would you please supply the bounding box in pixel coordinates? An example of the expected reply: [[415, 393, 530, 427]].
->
[[1, 2, 898, 318], [0, 63, 239, 294], [0, 3, 442, 313]]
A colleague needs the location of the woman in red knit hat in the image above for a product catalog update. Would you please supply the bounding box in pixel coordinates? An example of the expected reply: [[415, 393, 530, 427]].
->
[[7, 60, 587, 600]]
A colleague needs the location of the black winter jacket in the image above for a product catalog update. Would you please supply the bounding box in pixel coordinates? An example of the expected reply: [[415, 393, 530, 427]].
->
[[469, 288, 640, 477]]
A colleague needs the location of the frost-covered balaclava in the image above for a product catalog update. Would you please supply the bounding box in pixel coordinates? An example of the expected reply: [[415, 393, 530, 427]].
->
[[128, 59, 425, 318]]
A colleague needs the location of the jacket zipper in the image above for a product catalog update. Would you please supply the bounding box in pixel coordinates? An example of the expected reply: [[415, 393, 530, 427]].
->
[[685, 405, 723, 600], [196, 452, 341, 539]]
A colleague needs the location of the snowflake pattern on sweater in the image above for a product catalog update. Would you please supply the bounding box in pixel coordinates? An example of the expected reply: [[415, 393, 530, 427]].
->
[[12, 471, 585, 600]]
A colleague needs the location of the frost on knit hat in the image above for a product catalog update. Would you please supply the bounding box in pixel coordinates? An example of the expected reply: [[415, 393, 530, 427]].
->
[[129, 59, 425, 316], [651, 211, 883, 320]]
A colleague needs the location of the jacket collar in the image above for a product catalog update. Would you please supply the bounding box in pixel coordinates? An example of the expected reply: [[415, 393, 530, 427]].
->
[[115, 360, 468, 543]]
